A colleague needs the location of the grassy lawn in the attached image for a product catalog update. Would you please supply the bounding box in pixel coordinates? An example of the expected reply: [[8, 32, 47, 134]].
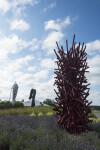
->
[[93, 110, 100, 113], [0, 106, 100, 150], [0, 106, 54, 116]]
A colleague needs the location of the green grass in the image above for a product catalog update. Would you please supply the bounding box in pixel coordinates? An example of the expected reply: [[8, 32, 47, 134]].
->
[[92, 110, 100, 113], [0, 106, 55, 116], [0, 106, 98, 118]]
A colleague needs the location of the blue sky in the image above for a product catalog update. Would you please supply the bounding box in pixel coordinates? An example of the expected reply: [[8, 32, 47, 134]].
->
[[0, 0, 100, 105]]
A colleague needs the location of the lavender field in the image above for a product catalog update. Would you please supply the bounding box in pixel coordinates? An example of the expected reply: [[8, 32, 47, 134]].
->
[[0, 113, 100, 150]]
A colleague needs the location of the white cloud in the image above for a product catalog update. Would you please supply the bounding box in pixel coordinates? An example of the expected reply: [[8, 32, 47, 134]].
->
[[0, 0, 11, 15], [0, 32, 40, 101], [27, 66, 36, 72], [40, 58, 56, 69], [88, 91, 100, 105], [42, 31, 64, 54], [0, 0, 39, 15], [42, 17, 71, 55], [13, 0, 35, 6], [15, 55, 34, 68], [0, 47, 100, 104], [87, 54, 100, 67], [61, 17, 71, 28], [44, 16, 71, 31], [0, 34, 39, 60], [27, 75, 56, 101], [10, 20, 30, 31], [0, 54, 35, 100], [44, 20, 61, 31], [50, 2, 56, 8], [33, 70, 49, 80], [86, 55, 100, 86], [15, 69, 49, 88], [43, 2, 56, 12], [13, 7, 26, 16], [0, 55, 34, 79], [17, 73, 34, 83], [10, 69, 52, 101], [0, 35, 23, 59], [29, 38, 40, 51], [86, 40, 100, 55], [13, 0, 39, 7], [11, 0, 39, 16]]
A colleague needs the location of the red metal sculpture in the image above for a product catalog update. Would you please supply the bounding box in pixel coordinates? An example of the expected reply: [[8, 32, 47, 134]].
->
[[53, 35, 93, 134]]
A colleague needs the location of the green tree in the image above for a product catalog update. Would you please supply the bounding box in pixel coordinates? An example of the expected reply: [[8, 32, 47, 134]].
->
[[43, 99, 55, 106]]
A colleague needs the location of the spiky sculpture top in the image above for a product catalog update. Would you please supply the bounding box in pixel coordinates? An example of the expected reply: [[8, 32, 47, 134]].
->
[[53, 35, 93, 134]]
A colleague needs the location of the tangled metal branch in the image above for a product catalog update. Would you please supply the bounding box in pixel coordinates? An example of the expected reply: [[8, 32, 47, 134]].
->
[[53, 35, 93, 134]]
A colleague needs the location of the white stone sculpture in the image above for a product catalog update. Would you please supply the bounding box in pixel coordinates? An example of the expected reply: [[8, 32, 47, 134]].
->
[[11, 81, 19, 106]]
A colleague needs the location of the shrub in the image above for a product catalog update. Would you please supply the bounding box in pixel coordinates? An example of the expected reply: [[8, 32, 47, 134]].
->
[[13, 101, 24, 108], [0, 101, 12, 109], [90, 106, 100, 111], [88, 112, 97, 118], [43, 99, 55, 106], [0, 101, 24, 109]]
